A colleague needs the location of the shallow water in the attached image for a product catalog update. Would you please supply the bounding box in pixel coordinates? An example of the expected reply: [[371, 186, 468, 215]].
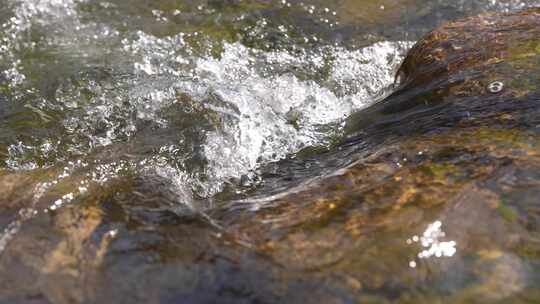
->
[[0, 0, 540, 303]]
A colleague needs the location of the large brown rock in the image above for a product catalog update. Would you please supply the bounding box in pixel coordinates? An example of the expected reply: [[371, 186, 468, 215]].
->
[[225, 7, 540, 302]]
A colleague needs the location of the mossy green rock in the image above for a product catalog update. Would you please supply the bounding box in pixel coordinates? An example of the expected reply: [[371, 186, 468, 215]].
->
[[1, 8, 540, 304]]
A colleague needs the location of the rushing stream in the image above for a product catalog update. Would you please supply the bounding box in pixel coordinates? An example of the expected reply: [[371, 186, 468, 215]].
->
[[1, 0, 540, 303], [0, 0, 416, 205]]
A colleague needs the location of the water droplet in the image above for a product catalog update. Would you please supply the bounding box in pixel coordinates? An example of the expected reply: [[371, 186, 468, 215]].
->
[[487, 81, 504, 94]]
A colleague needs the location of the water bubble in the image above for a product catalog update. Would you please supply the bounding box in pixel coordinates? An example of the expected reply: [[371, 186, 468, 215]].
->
[[487, 81, 504, 94]]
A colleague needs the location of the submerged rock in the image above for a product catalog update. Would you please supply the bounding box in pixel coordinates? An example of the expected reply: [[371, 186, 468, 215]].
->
[[1, 8, 540, 304]]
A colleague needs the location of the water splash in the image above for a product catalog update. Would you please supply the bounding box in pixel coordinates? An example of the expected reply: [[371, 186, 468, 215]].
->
[[2, 0, 413, 199], [121, 34, 413, 197]]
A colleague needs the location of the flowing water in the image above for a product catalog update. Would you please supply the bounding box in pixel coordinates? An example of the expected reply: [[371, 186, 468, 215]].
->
[[0, 0, 540, 302], [1, 0, 538, 213], [0, 0, 417, 205]]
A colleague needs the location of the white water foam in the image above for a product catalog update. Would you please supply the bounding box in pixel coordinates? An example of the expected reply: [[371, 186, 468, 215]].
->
[[123, 34, 412, 196]]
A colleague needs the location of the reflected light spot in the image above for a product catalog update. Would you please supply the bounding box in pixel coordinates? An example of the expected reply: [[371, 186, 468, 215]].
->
[[407, 220, 457, 268]]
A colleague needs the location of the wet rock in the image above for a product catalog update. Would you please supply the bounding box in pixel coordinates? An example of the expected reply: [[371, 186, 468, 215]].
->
[[1, 8, 540, 304], [223, 7, 540, 302], [346, 7, 540, 137]]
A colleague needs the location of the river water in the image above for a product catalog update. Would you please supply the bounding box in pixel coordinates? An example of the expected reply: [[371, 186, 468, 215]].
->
[[1, 0, 538, 212], [0, 0, 539, 301]]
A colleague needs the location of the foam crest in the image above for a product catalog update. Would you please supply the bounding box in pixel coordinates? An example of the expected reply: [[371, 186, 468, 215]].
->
[[124, 34, 412, 196]]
